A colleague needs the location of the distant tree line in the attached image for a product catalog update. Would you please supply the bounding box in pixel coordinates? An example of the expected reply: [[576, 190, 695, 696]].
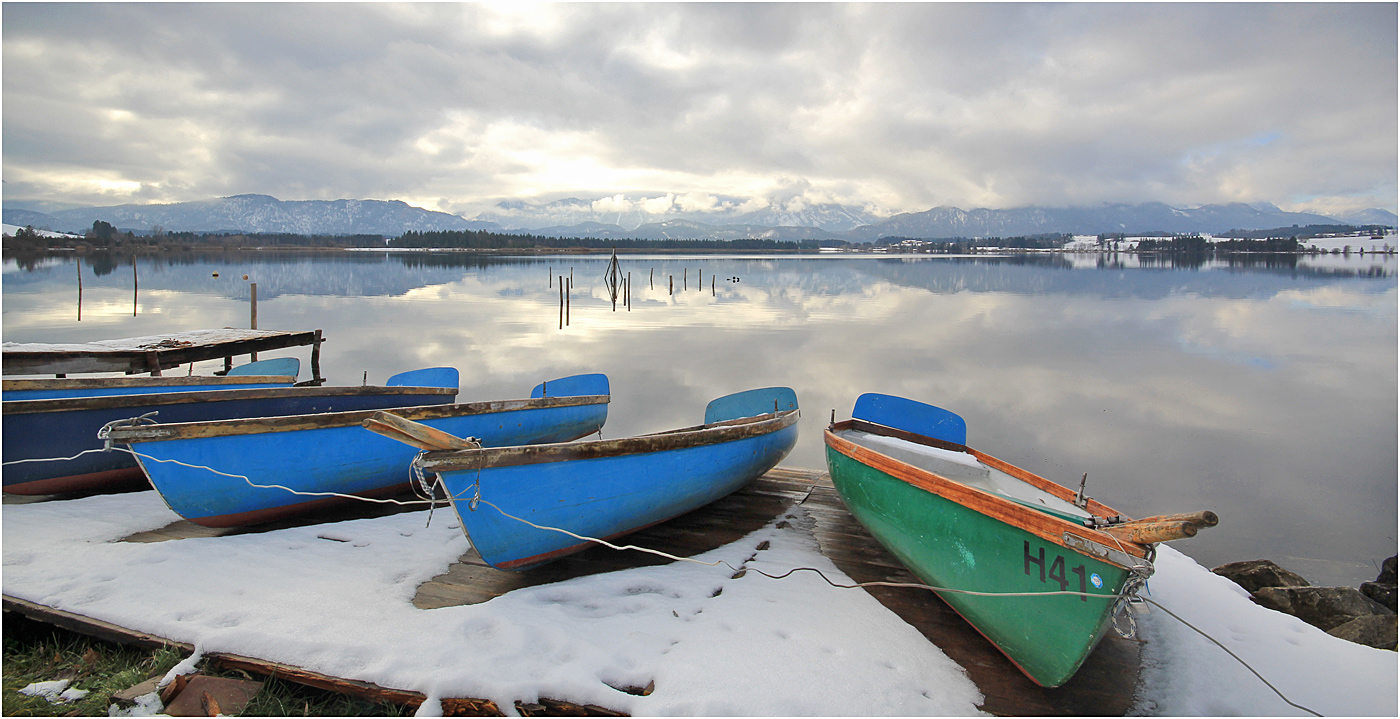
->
[[1136, 235, 1302, 254], [2, 220, 386, 252], [876, 234, 1070, 253], [1217, 224, 1392, 240], [391, 229, 820, 251]]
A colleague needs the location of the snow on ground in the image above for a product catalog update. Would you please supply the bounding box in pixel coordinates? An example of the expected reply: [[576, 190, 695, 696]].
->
[[3, 490, 1395, 716], [1, 223, 82, 239]]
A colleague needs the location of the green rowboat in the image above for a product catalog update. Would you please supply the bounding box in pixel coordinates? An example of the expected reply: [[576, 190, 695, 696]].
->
[[824, 393, 1201, 688]]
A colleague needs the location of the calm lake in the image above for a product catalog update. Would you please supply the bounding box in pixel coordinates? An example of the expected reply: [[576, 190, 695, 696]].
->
[[4, 250, 1396, 587]]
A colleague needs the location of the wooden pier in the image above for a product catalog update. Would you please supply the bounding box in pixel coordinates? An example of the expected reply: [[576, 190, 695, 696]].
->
[[3, 467, 1140, 716], [2, 328, 324, 381]]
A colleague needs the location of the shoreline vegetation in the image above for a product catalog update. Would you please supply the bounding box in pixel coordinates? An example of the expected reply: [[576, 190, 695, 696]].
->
[[3, 222, 1395, 258]]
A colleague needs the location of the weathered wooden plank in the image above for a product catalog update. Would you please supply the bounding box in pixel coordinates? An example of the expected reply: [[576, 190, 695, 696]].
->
[[3, 329, 324, 377]]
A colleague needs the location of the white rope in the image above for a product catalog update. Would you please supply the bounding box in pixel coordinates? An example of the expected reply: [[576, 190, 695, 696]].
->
[[111, 446, 438, 507], [471, 498, 1320, 717], [2, 448, 112, 466], [1, 443, 1323, 715]]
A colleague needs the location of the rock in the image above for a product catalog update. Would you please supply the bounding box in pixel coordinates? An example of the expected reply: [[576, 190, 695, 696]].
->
[[162, 676, 262, 717], [1212, 559, 1310, 594], [1361, 581, 1397, 612], [1379, 556, 1397, 585], [110, 677, 162, 706], [1326, 615, 1398, 651], [1253, 586, 1395, 631]]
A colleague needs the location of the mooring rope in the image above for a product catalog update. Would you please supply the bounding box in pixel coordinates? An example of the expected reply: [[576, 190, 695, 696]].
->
[[7, 443, 1323, 716], [469, 498, 1322, 717]]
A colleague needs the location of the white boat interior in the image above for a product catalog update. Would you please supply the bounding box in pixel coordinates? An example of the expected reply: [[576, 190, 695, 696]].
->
[[839, 429, 1093, 522]]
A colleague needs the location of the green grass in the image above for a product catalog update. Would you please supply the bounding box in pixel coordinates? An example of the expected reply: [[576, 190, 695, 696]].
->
[[3, 615, 409, 716]]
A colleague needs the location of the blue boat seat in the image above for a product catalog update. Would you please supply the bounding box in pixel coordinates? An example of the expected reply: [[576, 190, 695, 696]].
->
[[227, 357, 299, 378], [705, 387, 798, 424], [531, 373, 610, 398], [852, 393, 967, 445], [386, 367, 459, 389]]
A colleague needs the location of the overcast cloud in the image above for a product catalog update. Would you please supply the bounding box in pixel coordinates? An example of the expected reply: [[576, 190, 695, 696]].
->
[[3, 3, 1395, 219]]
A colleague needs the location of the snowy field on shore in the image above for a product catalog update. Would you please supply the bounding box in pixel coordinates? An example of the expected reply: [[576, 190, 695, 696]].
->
[[3, 490, 1395, 716]]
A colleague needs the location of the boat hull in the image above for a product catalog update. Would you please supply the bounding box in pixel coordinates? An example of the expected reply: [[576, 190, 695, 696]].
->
[[3, 386, 456, 495], [825, 429, 1137, 688], [1, 375, 296, 401], [108, 386, 609, 527], [432, 410, 799, 570]]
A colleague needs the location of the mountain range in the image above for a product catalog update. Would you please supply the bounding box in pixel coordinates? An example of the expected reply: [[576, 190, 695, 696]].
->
[[3, 194, 1394, 242]]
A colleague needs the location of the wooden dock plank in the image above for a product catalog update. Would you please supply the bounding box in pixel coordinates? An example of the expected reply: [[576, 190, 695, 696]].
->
[[5, 465, 1141, 716], [2, 328, 323, 378]]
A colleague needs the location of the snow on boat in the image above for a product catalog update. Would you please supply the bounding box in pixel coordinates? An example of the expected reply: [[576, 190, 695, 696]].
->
[[103, 373, 610, 528], [824, 393, 1215, 688], [1, 358, 301, 401], [368, 386, 799, 570], [2, 367, 460, 496]]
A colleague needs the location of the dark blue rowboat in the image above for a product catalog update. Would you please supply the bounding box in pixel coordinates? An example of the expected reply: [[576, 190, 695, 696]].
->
[[103, 374, 610, 528], [375, 386, 799, 570], [1, 358, 301, 401], [2, 367, 460, 496]]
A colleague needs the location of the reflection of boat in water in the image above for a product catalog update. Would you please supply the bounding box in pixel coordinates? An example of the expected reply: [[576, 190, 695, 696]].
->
[[105, 373, 610, 528], [825, 393, 1215, 688], [3, 367, 460, 496], [370, 386, 799, 571]]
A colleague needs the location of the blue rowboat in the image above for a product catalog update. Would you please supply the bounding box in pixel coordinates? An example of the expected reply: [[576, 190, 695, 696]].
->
[[378, 386, 799, 571], [1, 358, 301, 401], [2, 367, 460, 496], [104, 374, 610, 527]]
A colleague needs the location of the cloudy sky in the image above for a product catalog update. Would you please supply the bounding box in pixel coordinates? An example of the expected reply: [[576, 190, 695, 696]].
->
[[3, 3, 1396, 220]]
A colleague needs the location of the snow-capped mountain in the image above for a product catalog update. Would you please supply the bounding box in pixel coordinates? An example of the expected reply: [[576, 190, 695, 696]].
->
[[474, 197, 880, 233], [4, 195, 495, 236], [2, 194, 1392, 242]]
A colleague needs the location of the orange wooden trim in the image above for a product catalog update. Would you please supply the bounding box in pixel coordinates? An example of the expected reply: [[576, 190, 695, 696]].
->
[[968, 449, 1123, 519], [824, 427, 1149, 563]]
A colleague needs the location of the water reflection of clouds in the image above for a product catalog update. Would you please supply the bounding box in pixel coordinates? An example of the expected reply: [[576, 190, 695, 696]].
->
[[2, 254, 1394, 587]]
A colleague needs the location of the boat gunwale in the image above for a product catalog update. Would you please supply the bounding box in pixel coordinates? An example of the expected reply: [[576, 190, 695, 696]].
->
[[2, 375, 296, 392], [824, 419, 1151, 566], [103, 395, 611, 442], [421, 409, 799, 473], [2, 384, 458, 415]]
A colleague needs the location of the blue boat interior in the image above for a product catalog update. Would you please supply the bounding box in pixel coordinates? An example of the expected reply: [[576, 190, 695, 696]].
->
[[386, 367, 460, 389], [227, 357, 300, 378], [852, 393, 967, 445], [704, 387, 798, 424], [531, 373, 610, 398]]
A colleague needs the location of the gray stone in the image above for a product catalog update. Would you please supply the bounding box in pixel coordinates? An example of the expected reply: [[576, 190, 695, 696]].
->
[[1212, 559, 1310, 594], [1326, 614, 1398, 651], [1378, 556, 1397, 585], [1253, 586, 1395, 631], [1361, 581, 1397, 612]]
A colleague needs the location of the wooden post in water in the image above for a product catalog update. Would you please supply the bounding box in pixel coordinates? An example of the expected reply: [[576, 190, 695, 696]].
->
[[684, 268, 687, 291], [549, 267, 552, 288], [249, 282, 259, 361], [627, 272, 631, 311], [712, 275, 715, 296], [76, 260, 82, 322], [310, 329, 323, 384], [559, 278, 564, 329], [669, 275, 673, 295], [650, 267, 654, 289], [132, 256, 138, 316]]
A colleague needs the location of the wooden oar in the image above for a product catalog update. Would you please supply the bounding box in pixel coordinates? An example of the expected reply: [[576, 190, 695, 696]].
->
[[361, 411, 481, 451], [1100, 510, 1217, 545], [1131, 510, 1218, 528]]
